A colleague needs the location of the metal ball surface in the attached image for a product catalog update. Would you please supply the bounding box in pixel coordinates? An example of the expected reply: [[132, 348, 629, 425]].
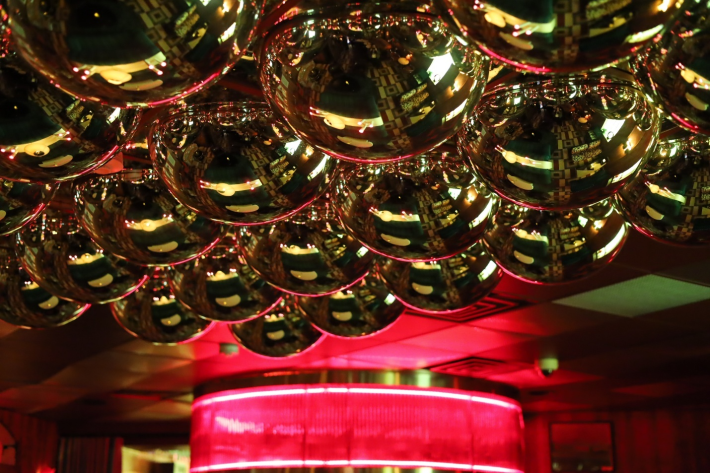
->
[[440, 0, 681, 74], [230, 295, 322, 357], [459, 72, 659, 210], [111, 269, 213, 344], [259, 2, 489, 163], [0, 178, 56, 236], [0, 236, 89, 329], [73, 170, 227, 267], [0, 55, 140, 182], [15, 209, 149, 304], [333, 154, 496, 261], [616, 127, 710, 246], [151, 102, 336, 225], [168, 235, 283, 323], [296, 273, 403, 338], [376, 242, 501, 314], [6, 0, 264, 108], [237, 202, 374, 296], [484, 200, 629, 284]]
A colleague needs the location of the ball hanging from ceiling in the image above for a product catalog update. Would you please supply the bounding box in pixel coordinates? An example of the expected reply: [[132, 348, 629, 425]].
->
[[111, 268, 213, 344], [333, 153, 496, 261], [15, 209, 150, 304], [0, 178, 56, 236], [0, 236, 89, 329], [439, 0, 681, 74], [259, 2, 490, 163], [484, 199, 629, 284], [236, 200, 374, 296], [230, 295, 322, 357], [5, 0, 264, 108], [0, 55, 140, 182], [151, 102, 337, 225], [459, 70, 659, 211], [376, 242, 502, 314], [296, 273, 404, 338], [168, 234, 284, 323], [631, 4, 710, 135], [73, 170, 227, 267], [616, 126, 710, 246]]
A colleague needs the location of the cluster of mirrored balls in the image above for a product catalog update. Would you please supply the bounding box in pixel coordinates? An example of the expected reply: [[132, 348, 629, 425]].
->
[[0, 0, 708, 357]]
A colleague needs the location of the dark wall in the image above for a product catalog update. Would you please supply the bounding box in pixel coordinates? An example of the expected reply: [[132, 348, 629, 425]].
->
[[0, 409, 58, 473]]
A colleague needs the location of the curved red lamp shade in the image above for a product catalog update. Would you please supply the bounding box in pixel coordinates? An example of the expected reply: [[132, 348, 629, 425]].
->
[[190, 384, 525, 473]]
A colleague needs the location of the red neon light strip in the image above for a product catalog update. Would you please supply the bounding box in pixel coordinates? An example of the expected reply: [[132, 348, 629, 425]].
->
[[191, 460, 524, 473]]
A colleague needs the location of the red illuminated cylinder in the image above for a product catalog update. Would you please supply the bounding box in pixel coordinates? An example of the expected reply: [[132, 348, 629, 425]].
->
[[190, 374, 524, 473]]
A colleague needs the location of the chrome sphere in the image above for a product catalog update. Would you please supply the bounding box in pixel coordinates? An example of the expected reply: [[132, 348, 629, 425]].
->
[[259, 2, 489, 163], [484, 200, 629, 284], [631, 5, 710, 135], [230, 295, 322, 357], [73, 170, 227, 266], [376, 242, 501, 314], [0, 55, 140, 182], [111, 269, 213, 344], [168, 235, 283, 323], [15, 209, 149, 304], [296, 273, 403, 338], [333, 153, 496, 261], [151, 102, 337, 225], [0, 179, 56, 236], [459, 72, 659, 210], [0, 236, 89, 328], [441, 0, 681, 74], [237, 201, 374, 296], [6, 0, 264, 108], [616, 128, 710, 246]]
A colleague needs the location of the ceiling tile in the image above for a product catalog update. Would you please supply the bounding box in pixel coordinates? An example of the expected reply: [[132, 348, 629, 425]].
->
[[73, 351, 192, 375], [0, 384, 88, 414], [488, 368, 602, 389], [344, 343, 467, 369], [45, 366, 148, 393], [403, 325, 532, 355], [614, 382, 704, 398], [113, 339, 222, 361], [522, 400, 593, 412]]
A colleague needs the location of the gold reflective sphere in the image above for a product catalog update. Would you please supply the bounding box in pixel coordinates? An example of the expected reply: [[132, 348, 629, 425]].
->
[[0, 178, 56, 236]]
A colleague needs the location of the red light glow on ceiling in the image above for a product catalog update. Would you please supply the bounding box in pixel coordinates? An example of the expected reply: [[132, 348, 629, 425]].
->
[[191, 384, 525, 472]]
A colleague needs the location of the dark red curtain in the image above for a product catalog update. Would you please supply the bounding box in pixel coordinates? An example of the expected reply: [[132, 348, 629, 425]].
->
[[57, 437, 122, 473]]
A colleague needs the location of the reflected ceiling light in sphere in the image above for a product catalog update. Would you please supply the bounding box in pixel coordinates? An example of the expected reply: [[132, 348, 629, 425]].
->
[[296, 273, 403, 338], [168, 234, 284, 323], [15, 209, 150, 304], [0, 55, 140, 182], [111, 268, 213, 345], [333, 153, 497, 261], [0, 178, 56, 236], [616, 126, 710, 246], [0, 236, 89, 329], [484, 199, 629, 284], [6, 0, 264, 108], [73, 170, 227, 267], [151, 102, 337, 225], [259, 2, 489, 163], [459, 70, 659, 211], [376, 242, 502, 314], [230, 295, 322, 357], [440, 0, 681, 73]]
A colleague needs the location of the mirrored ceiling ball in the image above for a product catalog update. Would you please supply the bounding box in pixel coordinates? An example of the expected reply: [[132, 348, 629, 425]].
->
[[616, 127, 710, 246], [15, 209, 150, 304], [0, 55, 140, 182], [237, 201, 374, 296], [111, 268, 213, 344], [440, 0, 681, 74], [74, 170, 227, 266], [376, 242, 501, 314], [0, 178, 56, 236], [631, 5, 710, 135], [259, 2, 489, 163], [6, 0, 264, 108], [0, 236, 89, 328], [230, 295, 322, 357], [296, 273, 403, 338], [484, 200, 629, 284], [168, 234, 283, 323], [459, 71, 659, 210], [333, 153, 496, 261], [151, 102, 337, 225]]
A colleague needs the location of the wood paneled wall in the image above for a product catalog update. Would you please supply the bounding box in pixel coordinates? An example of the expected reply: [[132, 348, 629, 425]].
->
[[0, 409, 58, 473], [525, 406, 710, 473]]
